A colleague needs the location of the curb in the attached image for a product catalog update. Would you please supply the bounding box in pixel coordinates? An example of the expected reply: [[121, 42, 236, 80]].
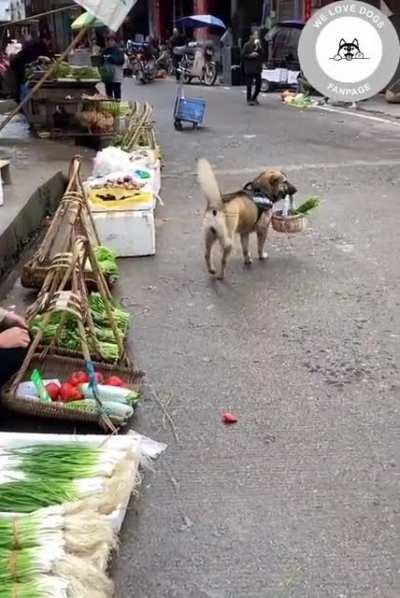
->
[[0, 172, 67, 279], [0, 100, 17, 115]]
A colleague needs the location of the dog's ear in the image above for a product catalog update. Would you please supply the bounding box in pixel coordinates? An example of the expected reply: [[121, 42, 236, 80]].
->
[[352, 38, 359, 48], [268, 171, 283, 186], [339, 38, 346, 47]]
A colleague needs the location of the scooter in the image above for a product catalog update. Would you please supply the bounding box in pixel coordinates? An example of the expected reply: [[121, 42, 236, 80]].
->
[[175, 42, 218, 86]]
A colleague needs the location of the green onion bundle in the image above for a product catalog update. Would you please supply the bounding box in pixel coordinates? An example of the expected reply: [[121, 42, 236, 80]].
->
[[0, 576, 70, 598], [0, 479, 99, 513], [0, 508, 115, 554], [0, 443, 127, 480], [30, 292, 130, 359], [0, 545, 113, 596]]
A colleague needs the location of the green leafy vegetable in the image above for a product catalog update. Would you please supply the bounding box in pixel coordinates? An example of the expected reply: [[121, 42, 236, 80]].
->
[[294, 197, 320, 215]]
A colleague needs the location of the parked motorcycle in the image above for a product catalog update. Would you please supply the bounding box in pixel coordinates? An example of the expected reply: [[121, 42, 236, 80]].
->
[[175, 42, 218, 86]]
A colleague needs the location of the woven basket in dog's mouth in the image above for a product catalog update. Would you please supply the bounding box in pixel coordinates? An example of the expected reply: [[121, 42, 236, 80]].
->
[[271, 211, 307, 234]]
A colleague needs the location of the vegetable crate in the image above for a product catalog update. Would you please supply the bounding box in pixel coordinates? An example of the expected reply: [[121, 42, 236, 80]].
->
[[173, 80, 206, 130], [2, 353, 143, 429]]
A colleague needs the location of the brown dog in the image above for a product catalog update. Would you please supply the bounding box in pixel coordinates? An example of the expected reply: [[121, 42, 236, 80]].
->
[[198, 159, 297, 279]]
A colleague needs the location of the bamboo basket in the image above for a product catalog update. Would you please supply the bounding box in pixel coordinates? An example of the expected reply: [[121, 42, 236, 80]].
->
[[271, 211, 307, 234], [26, 234, 128, 366], [2, 353, 143, 428], [21, 156, 112, 290]]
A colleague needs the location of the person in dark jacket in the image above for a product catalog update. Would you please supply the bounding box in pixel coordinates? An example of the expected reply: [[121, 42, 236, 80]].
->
[[10, 34, 51, 102], [102, 36, 125, 100], [241, 30, 263, 106], [168, 27, 187, 80]]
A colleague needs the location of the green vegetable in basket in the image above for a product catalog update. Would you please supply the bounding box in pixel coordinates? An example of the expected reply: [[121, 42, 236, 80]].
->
[[294, 197, 320, 215], [53, 61, 71, 78], [64, 399, 133, 420], [80, 383, 139, 405], [69, 65, 100, 81], [94, 245, 119, 282], [98, 341, 120, 362]]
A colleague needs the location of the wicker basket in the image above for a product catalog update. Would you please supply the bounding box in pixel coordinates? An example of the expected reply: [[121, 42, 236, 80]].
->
[[271, 211, 307, 234], [21, 262, 113, 291], [2, 353, 143, 429]]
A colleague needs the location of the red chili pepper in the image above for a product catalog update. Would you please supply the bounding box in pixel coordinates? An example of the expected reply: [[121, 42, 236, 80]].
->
[[222, 412, 238, 424]]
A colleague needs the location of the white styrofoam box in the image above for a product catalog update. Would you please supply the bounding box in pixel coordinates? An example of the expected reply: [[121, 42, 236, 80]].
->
[[262, 68, 300, 85], [92, 208, 155, 257]]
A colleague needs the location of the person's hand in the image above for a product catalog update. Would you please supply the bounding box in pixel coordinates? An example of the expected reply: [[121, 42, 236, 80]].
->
[[250, 51, 259, 57], [3, 312, 28, 329], [0, 327, 30, 349]]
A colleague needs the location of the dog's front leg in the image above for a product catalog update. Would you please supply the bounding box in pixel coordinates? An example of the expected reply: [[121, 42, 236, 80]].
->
[[289, 194, 295, 213], [205, 228, 217, 275], [257, 218, 271, 260], [240, 233, 252, 265]]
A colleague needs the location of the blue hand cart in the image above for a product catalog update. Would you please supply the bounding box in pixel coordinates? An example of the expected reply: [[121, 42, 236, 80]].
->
[[173, 78, 206, 131]]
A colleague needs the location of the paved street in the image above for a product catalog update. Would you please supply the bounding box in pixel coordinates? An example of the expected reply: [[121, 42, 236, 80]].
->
[[109, 79, 400, 597]]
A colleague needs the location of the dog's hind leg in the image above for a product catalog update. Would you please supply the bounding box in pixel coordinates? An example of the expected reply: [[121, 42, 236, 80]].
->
[[216, 238, 232, 280], [240, 233, 252, 265], [205, 228, 217, 275]]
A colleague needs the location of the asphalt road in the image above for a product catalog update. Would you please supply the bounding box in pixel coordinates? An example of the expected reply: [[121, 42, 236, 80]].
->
[[109, 80, 400, 598]]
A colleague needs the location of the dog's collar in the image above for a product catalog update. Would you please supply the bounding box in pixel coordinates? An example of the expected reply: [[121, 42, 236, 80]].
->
[[243, 181, 275, 204], [243, 182, 274, 206]]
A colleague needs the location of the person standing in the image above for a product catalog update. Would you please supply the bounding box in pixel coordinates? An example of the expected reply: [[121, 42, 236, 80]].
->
[[241, 30, 263, 106], [101, 35, 124, 100], [168, 27, 187, 80]]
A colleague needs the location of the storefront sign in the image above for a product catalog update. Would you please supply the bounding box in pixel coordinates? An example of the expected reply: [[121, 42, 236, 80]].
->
[[298, 0, 400, 101]]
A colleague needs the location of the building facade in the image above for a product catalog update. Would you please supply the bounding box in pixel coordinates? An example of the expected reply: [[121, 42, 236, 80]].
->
[[146, 0, 399, 43]]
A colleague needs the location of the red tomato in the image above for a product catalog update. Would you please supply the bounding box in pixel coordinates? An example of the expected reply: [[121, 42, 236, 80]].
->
[[222, 412, 238, 424], [60, 382, 81, 403], [68, 371, 89, 386], [95, 372, 104, 384], [106, 376, 124, 387], [45, 382, 61, 401]]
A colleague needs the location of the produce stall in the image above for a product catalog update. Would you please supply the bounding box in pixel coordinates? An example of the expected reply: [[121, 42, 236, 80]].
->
[[24, 59, 132, 148], [4, 101, 163, 426]]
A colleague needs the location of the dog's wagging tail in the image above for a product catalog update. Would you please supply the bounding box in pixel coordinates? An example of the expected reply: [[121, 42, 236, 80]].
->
[[197, 158, 222, 210]]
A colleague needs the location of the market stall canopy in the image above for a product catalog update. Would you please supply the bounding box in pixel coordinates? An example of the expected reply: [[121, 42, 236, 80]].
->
[[73, 0, 138, 32], [71, 11, 105, 30], [177, 14, 226, 30]]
